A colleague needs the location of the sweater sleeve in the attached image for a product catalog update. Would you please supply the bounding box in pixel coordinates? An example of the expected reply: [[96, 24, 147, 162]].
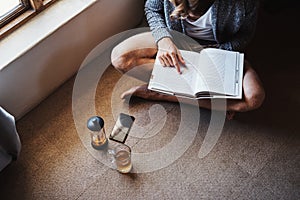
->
[[219, 0, 260, 51], [145, 0, 172, 43]]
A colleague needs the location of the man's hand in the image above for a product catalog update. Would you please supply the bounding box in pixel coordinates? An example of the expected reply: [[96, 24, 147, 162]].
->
[[157, 37, 185, 74]]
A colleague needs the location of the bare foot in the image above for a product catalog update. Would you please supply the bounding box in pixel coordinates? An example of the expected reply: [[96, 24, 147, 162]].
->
[[121, 84, 177, 101], [226, 111, 236, 120], [121, 85, 236, 120]]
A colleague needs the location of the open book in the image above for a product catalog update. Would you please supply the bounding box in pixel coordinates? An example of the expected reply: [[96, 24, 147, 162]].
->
[[148, 48, 244, 99]]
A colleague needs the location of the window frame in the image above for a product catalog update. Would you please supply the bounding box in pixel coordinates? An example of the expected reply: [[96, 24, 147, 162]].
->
[[0, 0, 30, 28], [0, 0, 57, 40]]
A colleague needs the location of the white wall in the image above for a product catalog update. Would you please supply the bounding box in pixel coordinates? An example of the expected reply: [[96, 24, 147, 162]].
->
[[0, 0, 144, 119]]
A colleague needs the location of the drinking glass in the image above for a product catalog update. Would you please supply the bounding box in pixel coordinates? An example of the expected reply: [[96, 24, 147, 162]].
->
[[113, 144, 132, 173]]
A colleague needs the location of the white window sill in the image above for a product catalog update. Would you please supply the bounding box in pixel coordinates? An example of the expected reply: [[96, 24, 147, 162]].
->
[[0, 0, 97, 71]]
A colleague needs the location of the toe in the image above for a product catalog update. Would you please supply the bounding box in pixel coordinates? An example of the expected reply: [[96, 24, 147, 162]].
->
[[120, 88, 135, 99], [226, 111, 235, 120], [120, 85, 148, 99]]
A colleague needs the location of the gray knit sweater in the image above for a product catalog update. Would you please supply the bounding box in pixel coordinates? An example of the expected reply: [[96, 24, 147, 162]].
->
[[145, 0, 259, 51]]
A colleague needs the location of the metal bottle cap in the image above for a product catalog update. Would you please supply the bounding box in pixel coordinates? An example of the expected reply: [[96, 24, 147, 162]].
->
[[87, 116, 104, 131]]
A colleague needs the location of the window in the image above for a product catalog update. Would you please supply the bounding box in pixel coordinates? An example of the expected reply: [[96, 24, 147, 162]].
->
[[0, 0, 57, 39], [0, 0, 30, 28]]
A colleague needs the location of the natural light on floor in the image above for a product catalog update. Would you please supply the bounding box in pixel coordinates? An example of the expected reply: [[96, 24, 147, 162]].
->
[[0, 0, 20, 17]]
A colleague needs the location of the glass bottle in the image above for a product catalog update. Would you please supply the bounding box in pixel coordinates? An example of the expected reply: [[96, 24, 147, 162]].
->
[[87, 116, 107, 150]]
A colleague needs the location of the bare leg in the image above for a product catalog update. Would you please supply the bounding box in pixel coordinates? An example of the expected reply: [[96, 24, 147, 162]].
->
[[120, 62, 265, 112], [111, 32, 265, 113], [111, 32, 157, 80], [226, 61, 265, 112]]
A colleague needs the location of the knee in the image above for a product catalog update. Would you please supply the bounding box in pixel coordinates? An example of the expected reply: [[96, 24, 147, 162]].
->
[[241, 63, 266, 111], [111, 46, 132, 73], [111, 35, 139, 73], [246, 87, 266, 110]]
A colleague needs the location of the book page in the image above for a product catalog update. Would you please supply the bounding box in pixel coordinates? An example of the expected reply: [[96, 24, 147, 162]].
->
[[193, 48, 239, 96], [179, 50, 207, 93], [148, 48, 243, 99], [148, 51, 200, 97]]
